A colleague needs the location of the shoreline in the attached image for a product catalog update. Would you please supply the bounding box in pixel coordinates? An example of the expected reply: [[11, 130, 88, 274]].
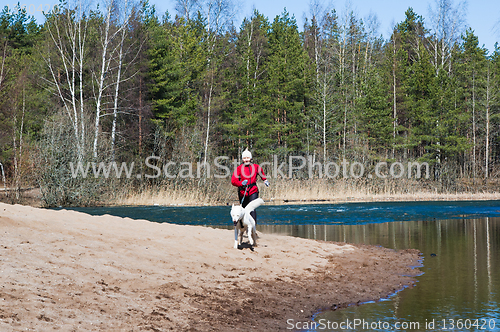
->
[[0, 202, 421, 331], [2, 187, 500, 208], [115, 192, 500, 207]]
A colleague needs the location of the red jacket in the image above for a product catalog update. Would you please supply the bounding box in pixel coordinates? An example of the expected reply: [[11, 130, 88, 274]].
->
[[231, 163, 267, 196]]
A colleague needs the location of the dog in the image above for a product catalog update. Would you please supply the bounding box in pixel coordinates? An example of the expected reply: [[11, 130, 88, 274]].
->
[[230, 198, 264, 249]]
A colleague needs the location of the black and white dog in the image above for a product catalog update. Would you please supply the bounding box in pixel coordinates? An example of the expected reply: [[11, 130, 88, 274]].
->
[[230, 198, 264, 248]]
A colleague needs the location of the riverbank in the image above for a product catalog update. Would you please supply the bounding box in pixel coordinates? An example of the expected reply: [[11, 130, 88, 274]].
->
[[2, 178, 500, 208], [0, 202, 420, 331], [119, 188, 500, 207], [113, 178, 500, 207]]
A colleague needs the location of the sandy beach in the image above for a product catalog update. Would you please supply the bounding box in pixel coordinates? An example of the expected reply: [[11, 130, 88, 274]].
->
[[0, 202, 420, 331]]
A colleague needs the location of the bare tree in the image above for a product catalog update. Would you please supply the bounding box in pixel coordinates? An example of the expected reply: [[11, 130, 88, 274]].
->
[[308, 0, 325, 84], [12, 88, 25, 199], [338, 6, 350, 159], [363, 12, 379, 75], [44, 0, 139, 160], [43, 0, 89, 160], [199, 0, 236, 174], [309, 4, 339, 161], [92, 0, 113, 158], [175, 0, 199, 21], [110, 0, 137, 160], [92, 0, 139, 159], [427, 0, 467, 75]]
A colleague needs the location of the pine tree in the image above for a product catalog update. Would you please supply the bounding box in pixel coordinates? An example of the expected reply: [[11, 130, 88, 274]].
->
[[0, 6, 43, 180], [387, 8, 427, 160], [454, 28, 488, 177], [490, 45, 500, 167], [219, 10, 271, 157], [259, 10, 311, 156], [406, 42, 439, 163], [147, 15, 204, 148], [358, 68, 392, 154]]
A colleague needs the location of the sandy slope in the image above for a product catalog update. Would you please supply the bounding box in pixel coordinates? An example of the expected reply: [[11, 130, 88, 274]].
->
[[0, 203, 420, 331]]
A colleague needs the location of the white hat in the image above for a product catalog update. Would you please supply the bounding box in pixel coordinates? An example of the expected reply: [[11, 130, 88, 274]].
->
[[242, 148, 252, 159]]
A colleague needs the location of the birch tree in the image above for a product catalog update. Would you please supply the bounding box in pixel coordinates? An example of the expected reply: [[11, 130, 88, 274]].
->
[[175, 0, 199, 21], [92, 0, 113, 158], [12, 87, 25, 198], [110, 0, 136, 160], [198, 0, 235, 172], [306, 8, 339, 161], [43, 2, 89, 160], [92, 0, 139, 159], [427, 0, 466, 75], [337, 8, 349, 158]]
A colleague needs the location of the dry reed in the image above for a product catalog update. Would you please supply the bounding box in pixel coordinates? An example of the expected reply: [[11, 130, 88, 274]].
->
[[112, 178, 500, 206]]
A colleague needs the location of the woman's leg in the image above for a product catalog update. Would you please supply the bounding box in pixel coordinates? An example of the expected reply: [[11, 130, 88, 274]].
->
[[242, 192, 259, 223]]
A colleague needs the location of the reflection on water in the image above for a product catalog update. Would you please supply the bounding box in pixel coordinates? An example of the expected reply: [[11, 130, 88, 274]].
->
[[259, 218, 500, 332]]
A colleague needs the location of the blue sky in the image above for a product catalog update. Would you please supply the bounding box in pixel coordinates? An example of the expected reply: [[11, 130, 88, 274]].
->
[[4, 0, 499, 52], [151, 0, 500, 53]]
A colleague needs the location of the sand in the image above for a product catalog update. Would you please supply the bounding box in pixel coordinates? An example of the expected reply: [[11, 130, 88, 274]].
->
[[0, 202, 420, 331]]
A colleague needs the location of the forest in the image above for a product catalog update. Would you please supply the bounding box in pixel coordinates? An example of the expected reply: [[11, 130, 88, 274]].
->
[[0, 0, 499, 206]]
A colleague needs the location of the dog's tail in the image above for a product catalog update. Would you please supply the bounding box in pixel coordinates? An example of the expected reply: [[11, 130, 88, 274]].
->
[[244, 198, 264, 213]]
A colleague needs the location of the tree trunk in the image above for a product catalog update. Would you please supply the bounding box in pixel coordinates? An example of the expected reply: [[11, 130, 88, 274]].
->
[[323, 75, 327, 161], [485, 64, 490, 179], [203, 79, 213, 174], [139, 77, 143, 157], [472, 70, 476, 181], [246, 18, 253, 94], [0, 162, 6, 197], [44, 7, 87, 160], [93, 0, 113, 158], [18, 89, 25, 195], [0, 41, 7, 90], [78, 13, 86, 159], [392, 33, 397, 159], [12, 112, 17, 198], [111, 23, 127, 161]]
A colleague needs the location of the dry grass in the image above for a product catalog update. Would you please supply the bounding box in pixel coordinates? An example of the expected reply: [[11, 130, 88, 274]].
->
[[114, 180, 236, 206], [111, 178, 500, 206], [117, 187, 215, 206], [261, 179, 500, 204]]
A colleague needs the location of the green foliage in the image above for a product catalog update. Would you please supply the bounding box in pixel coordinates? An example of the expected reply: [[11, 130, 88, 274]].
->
[[147, 16, 205, 142], [0, 6, 46, 173], [218, 11, 271, 156], [259, 11, 311, 154], [0, 5, 40, 53], [359, 69, 392, 150]]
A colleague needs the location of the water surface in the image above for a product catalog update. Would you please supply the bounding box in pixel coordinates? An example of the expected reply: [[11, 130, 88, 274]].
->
[[281, 219, 500, 331], [63, 200, 500, 226]]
